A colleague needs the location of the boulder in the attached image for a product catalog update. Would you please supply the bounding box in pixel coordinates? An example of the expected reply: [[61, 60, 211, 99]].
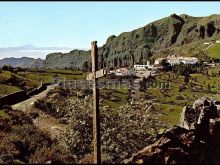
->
[[124, 98, 220, 164]]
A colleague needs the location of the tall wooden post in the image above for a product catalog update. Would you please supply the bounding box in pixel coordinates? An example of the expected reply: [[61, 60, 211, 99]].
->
[[91, 41, 101, 164]]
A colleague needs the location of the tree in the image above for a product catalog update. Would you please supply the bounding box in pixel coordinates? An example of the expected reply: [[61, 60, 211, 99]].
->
[[184, 75, 190, 84], [160, 59, 172, 71], [2, 65, 14, 72], [139, 76, 147, 91], [207, 84, 211, 92], [194, 77, 197, 82]]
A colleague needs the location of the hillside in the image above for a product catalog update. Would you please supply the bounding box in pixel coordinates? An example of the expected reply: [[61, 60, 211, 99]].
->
[[44, 13, 220, 69], [125, 98, 220, 164], [0, 107, 75, 164], [0, 14, 220, 69], [0, 57, 43, 68]]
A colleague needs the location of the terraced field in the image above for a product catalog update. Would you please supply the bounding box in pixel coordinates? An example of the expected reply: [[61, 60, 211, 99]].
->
[[207, 43, 220, 59], [18, 70, 87, 83], [0, 84, 22, 97], [142, 67, 220, 125], [0, 69, 87, 97]]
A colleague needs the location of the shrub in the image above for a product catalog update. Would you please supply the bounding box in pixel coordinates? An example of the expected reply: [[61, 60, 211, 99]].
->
[[0, 109, 75, 164], [61, 98, 168, 163]]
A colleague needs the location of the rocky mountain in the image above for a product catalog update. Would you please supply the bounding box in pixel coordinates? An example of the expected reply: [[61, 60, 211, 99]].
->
[[44, 13, 220, 70], [124, 97, 220, 164], [0, 57, 44, 68], [1, 14, 220, 70]]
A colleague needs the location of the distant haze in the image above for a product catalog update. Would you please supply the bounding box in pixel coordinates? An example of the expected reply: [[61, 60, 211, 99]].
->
[[0, 45, 87, 60]]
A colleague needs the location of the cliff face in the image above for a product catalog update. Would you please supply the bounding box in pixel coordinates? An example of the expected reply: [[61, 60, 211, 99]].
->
[[43, 50, 90, 69], [124, 98, 220, 164], [44, 14, 220, 69]]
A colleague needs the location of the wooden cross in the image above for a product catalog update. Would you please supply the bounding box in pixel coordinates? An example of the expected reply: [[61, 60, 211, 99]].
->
[[87, 41, 106, 164]]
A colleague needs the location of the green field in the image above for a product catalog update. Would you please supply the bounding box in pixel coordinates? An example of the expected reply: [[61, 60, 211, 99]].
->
[[1, 71, 40, 87], [0, 84, 22, 97], [18, 70, 87, 83], [0, 71, 38, 96], [100, 88, 128, 110], [0, 110, 9, 119], [0, 69, 87, 97], [207, 44, 220, 59], [142, 67, 220, 125]]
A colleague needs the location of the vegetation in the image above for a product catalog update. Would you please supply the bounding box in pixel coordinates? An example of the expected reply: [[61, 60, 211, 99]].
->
[[0, 70, 39, 96], [18, 70, 87, 83], [0, 68, 87, 97], [142, 66, 220, 125], [0, 84, 22, 97], [207, 43, 220, 59], [0, 110, 9, 119], [0, 108, 75, 164], [61, 98, 168, 164]]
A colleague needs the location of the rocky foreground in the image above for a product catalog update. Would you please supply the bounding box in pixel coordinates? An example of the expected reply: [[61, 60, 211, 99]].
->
[[124, 97, 220, 164]]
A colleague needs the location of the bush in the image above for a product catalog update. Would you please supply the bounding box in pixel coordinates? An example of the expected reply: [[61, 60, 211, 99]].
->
[[2, 65, 14, 72], [61, 98, 168, 163], [0, 109, 75, 164]]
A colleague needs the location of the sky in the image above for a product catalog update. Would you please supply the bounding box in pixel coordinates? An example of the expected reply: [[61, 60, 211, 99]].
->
[[0, 1, 220, 59]]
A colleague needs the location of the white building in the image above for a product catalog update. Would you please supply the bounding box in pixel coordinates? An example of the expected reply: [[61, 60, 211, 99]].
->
[[154, 56, 198, 66], [134, 61, 153, 70], [154, 58, 164, 65], [167, 59, 181, 66], [133, 64, 149, 71], [111, 67, 135, 76]]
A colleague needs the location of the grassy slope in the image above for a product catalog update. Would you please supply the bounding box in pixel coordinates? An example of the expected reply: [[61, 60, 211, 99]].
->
[[143, 67, 220, 125], [100, 88, 128, 110], [207, 43, 220, 59], [18, 70, 87, 83], [0, 110, 9, 119], [0, 71, 38, 96], [0, 84, 22, 97], [0, 70, 87, 97], [19, 70, 128, 110]]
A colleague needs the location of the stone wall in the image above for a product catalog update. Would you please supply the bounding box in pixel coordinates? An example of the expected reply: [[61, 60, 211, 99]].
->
[[27, 83, 50, 97], [0, 83, 51, 108], [0, 91, 29, 108]]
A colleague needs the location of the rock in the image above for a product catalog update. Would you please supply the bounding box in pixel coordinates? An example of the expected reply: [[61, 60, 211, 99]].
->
[[179, 105, 199, 130], [59, 118, 68, 124], [125, 98, 220, 164], [45, 160, 52, 164], [29, 112, 39, 119], [1, 154, 13, 163], [110, 96, 120, 102]]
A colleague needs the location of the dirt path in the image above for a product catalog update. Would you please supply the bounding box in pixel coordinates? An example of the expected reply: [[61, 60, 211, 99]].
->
[[12, 84, 67, 141]]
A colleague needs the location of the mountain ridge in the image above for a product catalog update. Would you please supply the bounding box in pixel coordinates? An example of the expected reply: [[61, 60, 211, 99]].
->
[[44, 13, 220, 69], [1, 13, 220, 69], [0, 57, 44, 68]]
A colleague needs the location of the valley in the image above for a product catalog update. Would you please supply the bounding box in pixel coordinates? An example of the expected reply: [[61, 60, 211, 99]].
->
[[1, 12, 220, 164]]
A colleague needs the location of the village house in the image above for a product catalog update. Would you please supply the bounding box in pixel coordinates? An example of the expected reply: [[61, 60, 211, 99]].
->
[[154, 55, 198, 66], [109, 67, 135, 76], [154, 58, 164, 65], [133, 61, 153, 71]]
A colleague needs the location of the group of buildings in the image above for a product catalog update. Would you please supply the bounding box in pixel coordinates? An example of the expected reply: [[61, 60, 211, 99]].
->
[[109, 55, 199, 77], [134, 55, 198, 71]]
